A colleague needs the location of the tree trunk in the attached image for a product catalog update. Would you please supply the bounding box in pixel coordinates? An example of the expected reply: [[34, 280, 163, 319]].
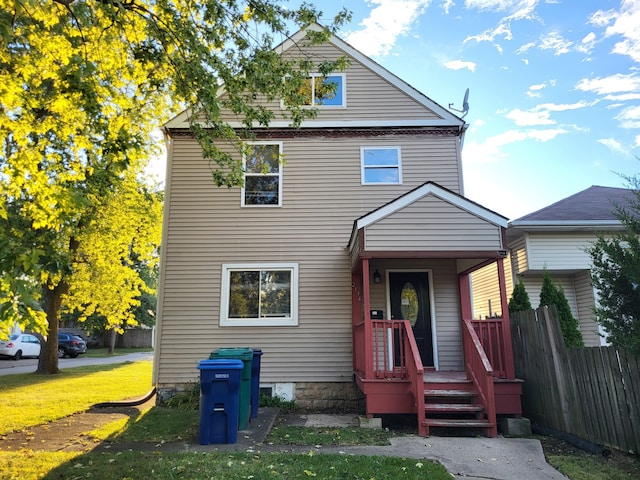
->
[[108, 328, 117, 354], [36, 282, 68, 374]]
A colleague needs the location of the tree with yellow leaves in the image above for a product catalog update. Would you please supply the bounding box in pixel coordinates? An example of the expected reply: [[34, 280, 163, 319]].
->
[[0, 0, 349, 373]]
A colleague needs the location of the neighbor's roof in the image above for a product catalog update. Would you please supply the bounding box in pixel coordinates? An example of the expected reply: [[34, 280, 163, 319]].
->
[[509, 185, 635, 230]]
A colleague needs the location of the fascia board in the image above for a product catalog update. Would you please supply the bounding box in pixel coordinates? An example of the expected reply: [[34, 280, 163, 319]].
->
[[509, 220, 623, 229]]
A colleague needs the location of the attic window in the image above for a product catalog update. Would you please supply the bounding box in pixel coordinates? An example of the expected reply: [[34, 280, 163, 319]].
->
[[242, 142, 282, 207], [361, 147, 402, 184], [300, 74, 345, 107]]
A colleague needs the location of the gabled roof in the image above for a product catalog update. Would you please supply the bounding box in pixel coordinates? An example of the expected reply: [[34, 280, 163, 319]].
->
[[165, 23, 465, 130], [509, 185, 635, 232], [348, 181, 508, 250]]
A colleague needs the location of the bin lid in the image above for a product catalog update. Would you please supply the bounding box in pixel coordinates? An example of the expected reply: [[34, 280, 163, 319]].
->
[[197, 359, 244, 370], [209, 347, 254, 360]]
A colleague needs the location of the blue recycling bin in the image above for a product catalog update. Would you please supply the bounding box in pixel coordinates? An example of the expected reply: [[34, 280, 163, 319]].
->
[[250, 349, 263, 419], [197, 359, 243, 445]]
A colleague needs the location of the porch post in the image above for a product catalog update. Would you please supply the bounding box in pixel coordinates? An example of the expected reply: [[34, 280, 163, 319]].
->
[[496, 258, 515, 379], [458, 271, 472, 320], [362, 258, 373, 379]]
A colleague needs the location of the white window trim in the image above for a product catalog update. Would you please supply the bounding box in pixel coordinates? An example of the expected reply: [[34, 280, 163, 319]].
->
[[281, 73, 347, 109], [360, 146, 403, 185], [309, 73, 346, 108], [220, 263, 299, 327], [241, 141, 283, 207]]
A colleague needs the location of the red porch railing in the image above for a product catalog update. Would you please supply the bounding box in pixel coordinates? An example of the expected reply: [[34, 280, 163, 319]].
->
[[471, 319, 507, 378], [463, 318, 497, 437]]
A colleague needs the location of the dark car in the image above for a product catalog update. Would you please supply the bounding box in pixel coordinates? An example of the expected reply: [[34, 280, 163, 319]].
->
[[57, 333, 87, 358]]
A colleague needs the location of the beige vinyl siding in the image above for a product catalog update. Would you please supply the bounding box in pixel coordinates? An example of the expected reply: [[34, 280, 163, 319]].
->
[[215, 42, 445, 125], [471, 263, 500, 320], [470, 255, 514, 320], [509, 235, 528, 275], [156, 132, 464, 385], [364, 195, 503, 252], [574, 270, 601, 347], [525, 233, 596, 271], [368, 259, 463, 370], [282, 43, 442, 121], [522, 273, 579, 316]]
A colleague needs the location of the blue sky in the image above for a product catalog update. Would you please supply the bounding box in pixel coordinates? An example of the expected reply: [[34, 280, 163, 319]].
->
[[306, 0, 640, 220]]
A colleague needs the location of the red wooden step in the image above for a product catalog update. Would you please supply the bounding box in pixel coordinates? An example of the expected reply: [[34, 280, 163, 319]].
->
[[424, 419, 494, 428], [424, 389, 476, 398], [425, 403, 484, 413]]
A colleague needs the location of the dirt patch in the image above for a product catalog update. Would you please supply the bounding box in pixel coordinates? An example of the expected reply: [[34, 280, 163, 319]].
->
[[0, 401, 152, 453]]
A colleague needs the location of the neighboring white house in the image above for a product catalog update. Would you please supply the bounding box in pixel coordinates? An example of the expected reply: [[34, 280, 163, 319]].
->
[[472, 185, 634, 347]]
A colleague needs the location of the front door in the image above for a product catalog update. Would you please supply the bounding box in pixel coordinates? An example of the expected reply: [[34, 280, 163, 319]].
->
[[389, 271, 434, 367]]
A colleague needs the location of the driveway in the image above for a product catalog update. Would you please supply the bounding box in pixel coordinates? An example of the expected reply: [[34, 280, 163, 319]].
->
[[0, 351, 153, 376]]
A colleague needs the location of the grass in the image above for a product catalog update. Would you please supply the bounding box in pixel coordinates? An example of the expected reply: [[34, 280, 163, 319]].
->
[[267, 425, 392, 446], [0, 361, 153, 435], [41, 451, 451, 480]]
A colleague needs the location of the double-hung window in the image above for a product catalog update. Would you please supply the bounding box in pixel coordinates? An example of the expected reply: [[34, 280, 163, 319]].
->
[[302, 74, 345, 107], [242, 142, 282, 206], [361, 147, 402, 184], [220, 263, 299, 326]]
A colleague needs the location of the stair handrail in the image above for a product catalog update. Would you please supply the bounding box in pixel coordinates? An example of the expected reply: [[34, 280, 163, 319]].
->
[[401, 320, 427, 437], [462, 318, 497, 437]]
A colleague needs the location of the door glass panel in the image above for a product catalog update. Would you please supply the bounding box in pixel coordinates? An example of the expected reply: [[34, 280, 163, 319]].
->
[[400, 282, 419, 326]]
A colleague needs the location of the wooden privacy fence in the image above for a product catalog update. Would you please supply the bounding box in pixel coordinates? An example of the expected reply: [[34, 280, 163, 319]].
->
[[511, 306, 640, 454]]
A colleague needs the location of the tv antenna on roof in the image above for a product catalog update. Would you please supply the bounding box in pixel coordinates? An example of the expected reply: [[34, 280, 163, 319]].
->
[[448, 88, 470, 118]]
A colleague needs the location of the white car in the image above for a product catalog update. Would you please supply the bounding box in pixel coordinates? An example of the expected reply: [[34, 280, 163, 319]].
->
[[0, 334, 41, 360]]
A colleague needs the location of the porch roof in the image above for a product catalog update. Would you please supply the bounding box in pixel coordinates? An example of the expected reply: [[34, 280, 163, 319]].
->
[[348, 182, 509, 264]]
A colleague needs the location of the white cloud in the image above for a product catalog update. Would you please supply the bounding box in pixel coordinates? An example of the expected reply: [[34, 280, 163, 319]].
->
[[527, 83, 547, 98], [576, 73, 640, 95], [635, 134, 640, 148], [442, 0, 455, 14], [591, 1, 640, 62], [506, 101, 593, 126], [577, 32, 597, 54], [615, 105, 640, 129], [444, 60, 477, 71], [507, 108, 554, 126], [462, 126, 565, 164], [528, 128, 568, 141], [604, 92, 640, 101], [345, 0, 432, 57], [597, 138, 626, 154], [464, 0, 540, 47], [464, 22, 512, 44], [538, 31, 574, 55], [516, 41, 536, 54]]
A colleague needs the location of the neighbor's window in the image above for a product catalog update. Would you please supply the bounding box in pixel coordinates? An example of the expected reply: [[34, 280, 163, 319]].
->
[[242, 142, 282, 206], [361, 147, 402, 184], [299, 74, 345, 107], [220, 263, 299, 326]]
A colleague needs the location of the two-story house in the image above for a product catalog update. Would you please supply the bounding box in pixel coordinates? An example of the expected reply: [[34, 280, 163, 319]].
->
[[154, 24, 522, 437]]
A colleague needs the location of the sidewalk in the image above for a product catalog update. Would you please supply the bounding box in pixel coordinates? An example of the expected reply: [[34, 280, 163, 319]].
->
[[94, 407, 569, 480]]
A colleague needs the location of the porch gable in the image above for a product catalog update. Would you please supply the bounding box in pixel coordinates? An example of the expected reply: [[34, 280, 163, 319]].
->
[[349, 182, 508, 266]]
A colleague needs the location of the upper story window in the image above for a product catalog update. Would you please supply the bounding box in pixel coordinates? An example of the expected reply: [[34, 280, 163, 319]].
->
[[242, 142, 282, 207], [220, 263, 299, 326], [301, 74, 345, 107], [361, 147, 402, 185]]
